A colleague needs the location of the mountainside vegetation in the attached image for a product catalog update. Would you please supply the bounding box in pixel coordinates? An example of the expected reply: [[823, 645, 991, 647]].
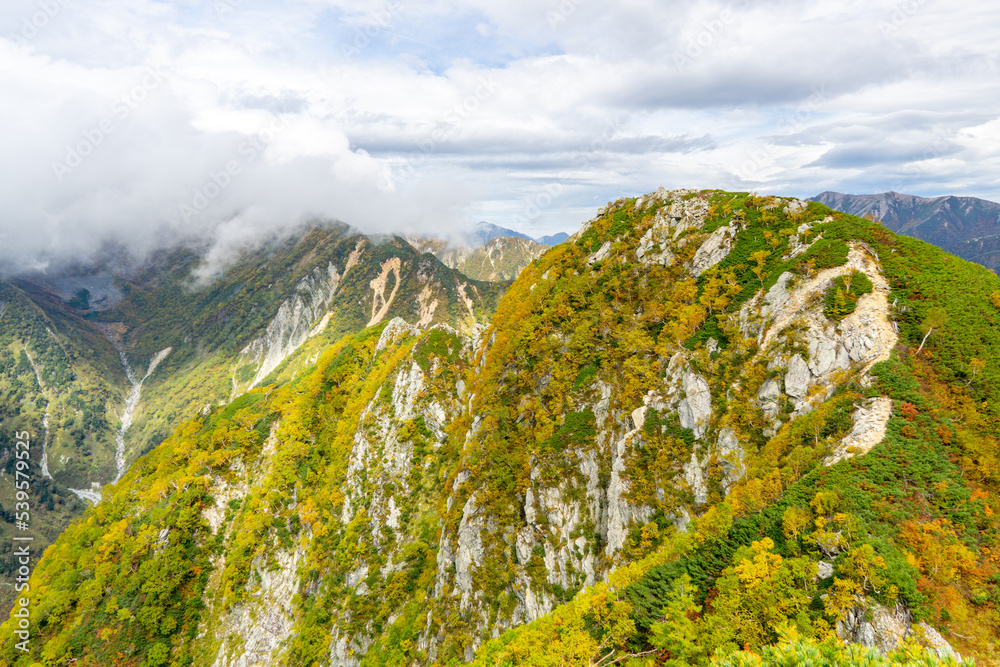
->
[[811, 191, 1000, 273], [0, 225, 503, 619], [406, 235, 551, 282], [3, 188, 1000, 667]]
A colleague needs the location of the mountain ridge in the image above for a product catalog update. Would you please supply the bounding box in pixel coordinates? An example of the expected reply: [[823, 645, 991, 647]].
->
[[3, 189, 1000, 665], [0, 223, 506, 617], [809, 190, 1000, 272]]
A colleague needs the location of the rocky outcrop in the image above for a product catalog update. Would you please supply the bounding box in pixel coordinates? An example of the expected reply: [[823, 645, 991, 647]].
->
[[742, 242, 898, 432], [240, 262, 343, 388], [825, 397, 894, 465], [716, 428, 745, 492], [375, 316, 419, 352], [330, 626, 373, 667], [690, 224, 737, 277], [210, 548, 303, 667], [605, 418, 655, 555], [676, 369, 712, 439], [838, 601, 960, 661], [587, 241, 613, 265]]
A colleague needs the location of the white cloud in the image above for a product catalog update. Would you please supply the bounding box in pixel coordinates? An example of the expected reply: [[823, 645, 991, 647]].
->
[[0, 0, 998, 273]]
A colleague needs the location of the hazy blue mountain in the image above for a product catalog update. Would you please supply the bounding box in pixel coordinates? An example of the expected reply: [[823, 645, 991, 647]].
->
[[810, 190, 1000, 271], [536, 231, 570, 245], [471, 222, 534, 246]]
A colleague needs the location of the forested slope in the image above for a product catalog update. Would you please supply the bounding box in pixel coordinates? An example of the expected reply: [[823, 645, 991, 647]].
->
[[4, 189, 999, 666], [0, 225, 502, 620]]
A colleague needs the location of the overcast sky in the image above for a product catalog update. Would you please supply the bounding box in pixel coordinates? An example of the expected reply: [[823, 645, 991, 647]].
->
[[0, 0, 998, 274]]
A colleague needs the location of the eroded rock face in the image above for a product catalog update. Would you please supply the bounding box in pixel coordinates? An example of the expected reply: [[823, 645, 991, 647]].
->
[[741, 243, 898, 441], [837, 601, 960, 661], [716, 428, 745, 492], [454, 494, 485, 601], [605, 420, 655, 555], [211, 548, 304, 667], [588, 241, 613, 265], [690, 224, 737, 277], [240, 262, 343, 388], [330, 625, 373, 667], [376, 316, 419, 352], [677, 370, 713, 439], [825, 397, 894, 465], [784, 354, 811, 399]]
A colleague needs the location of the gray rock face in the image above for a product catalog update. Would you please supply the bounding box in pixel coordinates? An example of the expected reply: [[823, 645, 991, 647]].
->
[[211, 548, 304, 667], [783, 199, 809, 216], [376, 316, 419, 352], [330, 625, 373, 667], [837, 601, 960, 661], [676, 370, 712, 439], [716, 428, 745, 492], [683, 451, 708, 505], [454, 494, 485, 601], [240, 262, 343, 388], [605, 407, 656, 555], [635, 224, 675, 266], [784, 354, 811, 398], [690, 224, 737, 277], [587, 241, 612, 265], [633, 194, 708, 266], [757, 377, 782, 418]]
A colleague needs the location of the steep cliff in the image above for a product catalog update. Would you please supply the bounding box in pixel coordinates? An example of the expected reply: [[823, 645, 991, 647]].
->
[[4, 189, 1000, 666], [0, 225, 503, 620]]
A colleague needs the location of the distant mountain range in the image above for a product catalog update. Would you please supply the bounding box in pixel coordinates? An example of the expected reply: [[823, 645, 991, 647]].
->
[[407, 222, 571, 281], [469, 221, 570, 248], [810, 191, 1000, 272], [407, 235, 551, 282]]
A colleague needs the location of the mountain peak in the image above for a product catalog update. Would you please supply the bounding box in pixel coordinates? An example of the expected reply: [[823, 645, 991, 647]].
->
[[810, 190, 1000, 271], [4, 188, 999, 665]]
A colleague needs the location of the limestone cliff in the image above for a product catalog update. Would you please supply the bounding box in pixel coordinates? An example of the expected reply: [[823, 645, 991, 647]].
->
[[7, 189, 998, 666]]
